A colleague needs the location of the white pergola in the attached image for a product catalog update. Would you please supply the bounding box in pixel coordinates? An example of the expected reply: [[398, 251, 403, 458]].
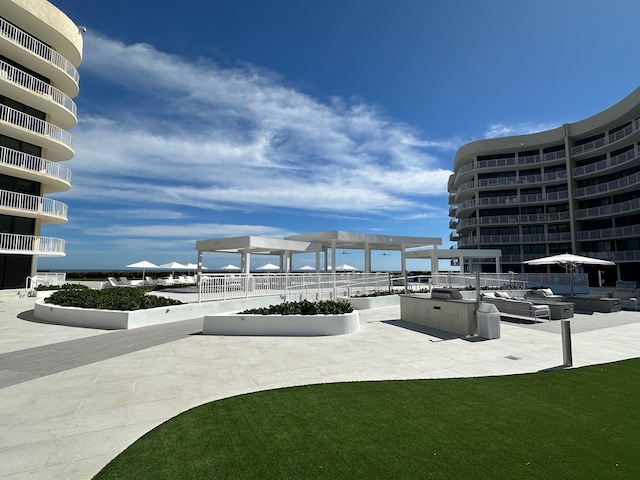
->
[[405, 247, 503, 274], [195, 236, 319, 275], [284, 230, 442, 274]]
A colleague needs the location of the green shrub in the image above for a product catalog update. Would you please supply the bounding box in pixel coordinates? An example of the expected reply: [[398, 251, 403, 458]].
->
[[44, 286, 184, 311], [36, 283, 91, 291], [351, 290, 399, 298], [240, 299, 353, 315]]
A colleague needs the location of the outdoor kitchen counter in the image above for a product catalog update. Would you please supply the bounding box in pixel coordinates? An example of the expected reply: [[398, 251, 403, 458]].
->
[[400, 293, 478, 336]]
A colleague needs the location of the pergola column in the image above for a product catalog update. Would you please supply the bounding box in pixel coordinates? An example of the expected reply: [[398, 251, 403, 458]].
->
[[431, 245, 439, 274], [241, 251, 251, 274], [196, 250, 203, 283], [331, 240, 337, 274], [364, 241, 371, 273]]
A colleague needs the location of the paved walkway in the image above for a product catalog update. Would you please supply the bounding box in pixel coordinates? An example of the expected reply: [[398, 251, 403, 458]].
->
[[1, 295, 639, 479]]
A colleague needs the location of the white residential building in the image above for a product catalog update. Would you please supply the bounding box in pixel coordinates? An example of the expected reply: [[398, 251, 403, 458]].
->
[[0, 0, 82, 288]]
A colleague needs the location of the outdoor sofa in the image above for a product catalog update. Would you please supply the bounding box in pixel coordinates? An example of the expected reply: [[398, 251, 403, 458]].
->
[[480, 291, 550, 321]]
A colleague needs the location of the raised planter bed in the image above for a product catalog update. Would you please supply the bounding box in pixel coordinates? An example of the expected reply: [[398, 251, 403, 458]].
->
[[203, 311, 359, 336], [340, 295, 400, 310], [34, 295, 284, 330]]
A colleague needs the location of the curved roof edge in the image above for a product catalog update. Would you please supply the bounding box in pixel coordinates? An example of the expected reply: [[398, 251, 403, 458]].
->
[[4, 0, 83, 66], [453, 85, 640, 170]]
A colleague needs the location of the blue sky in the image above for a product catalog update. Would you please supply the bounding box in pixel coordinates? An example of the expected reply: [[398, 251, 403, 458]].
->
[[40, 0, 640, 271]]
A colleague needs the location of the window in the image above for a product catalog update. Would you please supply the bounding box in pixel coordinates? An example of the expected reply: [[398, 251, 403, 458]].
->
[[522, 226, 544, 235], [0, 214, 35, 235], [523, 245, 546, 255]]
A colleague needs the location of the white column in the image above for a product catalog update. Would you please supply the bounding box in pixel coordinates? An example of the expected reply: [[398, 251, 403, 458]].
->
[[197, 250, 203, 279], [364, 242, 371, 273], [242, 251, 251, 274], [431, 245, 439, 274], [331, 240, 337, 274], [316, 250, 321, 271]]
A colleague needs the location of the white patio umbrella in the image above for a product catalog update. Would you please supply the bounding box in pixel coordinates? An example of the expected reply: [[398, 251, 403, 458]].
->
[[335, 263, 358, 272], [256, 263, 280, 272], [160, 261, 188, 276], [185, 263, 208, 274], [219, 264, 241, 271], [298, 265, 316, 271], [126, 260, 159, 279], [522, 253, 615, 295]]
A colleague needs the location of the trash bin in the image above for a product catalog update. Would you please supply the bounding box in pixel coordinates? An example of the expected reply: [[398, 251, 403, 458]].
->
[[476, 302, 501, 339]]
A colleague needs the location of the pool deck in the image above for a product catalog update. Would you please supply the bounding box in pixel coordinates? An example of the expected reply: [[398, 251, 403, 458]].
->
[[1, 292, 639, 479]]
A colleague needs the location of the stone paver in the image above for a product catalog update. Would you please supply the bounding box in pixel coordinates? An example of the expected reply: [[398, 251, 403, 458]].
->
[[0, 294, 639, 479]]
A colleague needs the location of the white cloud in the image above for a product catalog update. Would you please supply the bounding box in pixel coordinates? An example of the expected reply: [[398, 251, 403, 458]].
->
[[484, 122, 560, 138], [83, 222, 292, 238], [71, 33, 454, 217]]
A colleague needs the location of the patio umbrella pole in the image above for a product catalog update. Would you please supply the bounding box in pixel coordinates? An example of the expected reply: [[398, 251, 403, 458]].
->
[[561, 319, 572, 367]]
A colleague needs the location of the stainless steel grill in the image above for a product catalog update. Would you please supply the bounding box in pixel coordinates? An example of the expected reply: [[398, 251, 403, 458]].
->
[[430, 288, 464, 300]]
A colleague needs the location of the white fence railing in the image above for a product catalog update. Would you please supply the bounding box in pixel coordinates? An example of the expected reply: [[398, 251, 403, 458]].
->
[[0, 146, 72, 184], [0, 232, 65, 254], [27, 272, 66, 291], [0, 104, 73, 148], [198, 273, 392, 303], [0, 15, 80, 83], [411, 272, 588, 290], [0, 60, 77, 116], [197, 271, 592, 303]]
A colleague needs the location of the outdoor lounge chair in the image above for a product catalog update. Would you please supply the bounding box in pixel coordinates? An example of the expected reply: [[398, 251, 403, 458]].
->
[[480, 291, 550, 320]]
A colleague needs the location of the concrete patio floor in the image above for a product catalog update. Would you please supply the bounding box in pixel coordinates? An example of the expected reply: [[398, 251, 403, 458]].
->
[[1, 293, 639, 479]]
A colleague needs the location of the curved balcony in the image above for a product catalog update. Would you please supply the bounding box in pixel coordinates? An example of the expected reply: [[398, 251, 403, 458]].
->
[[573, 171, 640, 199], [457, 212, 571, 231], [0, 146, 71, 193], [0, 60, 77, 128], [0, 16, 79, 96], [575, 198, 640, 220], [0, 103, 73, 161], [570, 119, 640, 157], [0, 189, 67, 223], [454, 170, 568, 200], [457, 191, 570, 215], [0, 232, 64, 256], [577, 224, 640, 241], [453, 150, 566, 187], [459, 232, 571, 247], [572, 146, 640, 178]]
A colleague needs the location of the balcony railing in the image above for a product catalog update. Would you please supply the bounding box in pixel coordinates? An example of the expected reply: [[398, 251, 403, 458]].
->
[[573, 171, 640, 198], [0, 232, 64, 254], [459, 232, 571, 246], [0, 189, 67, 218], [570, 119, 640, 156], [0, 16, 79, 83], [0, 146, 71, 184], [0, 61, 77, 116], [455, 170, 568, 196], [575, 198, 640, 219], [573, 146, 640, 178], [577, 224, 640, 241], [585, 250, 640, 262], [0, 103, 73, 148], [457, 191, 569, 211], [457, 212, 571, 230], [455, 150, 566, 177]]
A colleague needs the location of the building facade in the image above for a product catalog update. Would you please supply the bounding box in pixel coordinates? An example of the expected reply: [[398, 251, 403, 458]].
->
[[0, 0, 82, 288], [448, 87, 640, 284]]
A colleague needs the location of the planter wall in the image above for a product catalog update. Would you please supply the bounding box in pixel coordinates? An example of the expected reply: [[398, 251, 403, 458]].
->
[[341, 295, 400, 310], [203, 311, 360, 336], [34, 295, 284, 330]]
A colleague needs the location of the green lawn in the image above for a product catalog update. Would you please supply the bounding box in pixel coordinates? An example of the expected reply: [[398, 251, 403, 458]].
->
[[95, 359, 640, 479]]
